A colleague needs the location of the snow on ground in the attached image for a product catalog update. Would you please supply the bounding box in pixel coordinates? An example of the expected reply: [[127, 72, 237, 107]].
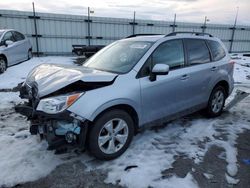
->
[[94, 101, 250, 188], [0, 55, 250, 187], [0, 56, 75, 89], [0, 92, 63, 187], [0, 57, 82, 187]]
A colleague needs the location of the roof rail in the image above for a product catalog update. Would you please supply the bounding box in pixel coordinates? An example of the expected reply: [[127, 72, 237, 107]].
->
[[126, 34, 163, 38], [165, 32, 213, 37]]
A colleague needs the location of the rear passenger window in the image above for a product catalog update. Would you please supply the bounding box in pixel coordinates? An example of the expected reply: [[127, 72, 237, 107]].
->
[[185, 39, 210, 65], [207, 40, 226, 61], [152, 39, 185, 69]]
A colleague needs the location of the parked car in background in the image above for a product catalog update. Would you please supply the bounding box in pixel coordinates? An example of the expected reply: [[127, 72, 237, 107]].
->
[[16, 32, 234, 160], [0, 29, 32, 73], [72, 44, 105, 57]]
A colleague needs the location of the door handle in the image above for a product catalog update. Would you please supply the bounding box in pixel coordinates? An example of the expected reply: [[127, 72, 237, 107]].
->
[[180, 74, 190, 80], [211, 66, 217, 71]]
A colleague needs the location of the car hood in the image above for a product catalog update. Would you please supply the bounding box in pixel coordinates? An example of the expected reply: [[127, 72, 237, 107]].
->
[[25, 63, 118, 97]]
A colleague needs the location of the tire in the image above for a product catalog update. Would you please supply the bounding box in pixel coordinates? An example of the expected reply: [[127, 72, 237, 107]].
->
[[27, 49, 32, 60], [205, 86, 226, 117], [88, 109, 134, 160], [0, 57, 7, 74]]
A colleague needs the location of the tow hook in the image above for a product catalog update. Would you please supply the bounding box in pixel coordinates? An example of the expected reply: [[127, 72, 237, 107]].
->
[[65, 131, 77, 143]]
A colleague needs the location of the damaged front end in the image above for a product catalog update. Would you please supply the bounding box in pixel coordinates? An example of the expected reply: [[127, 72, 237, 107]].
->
[[15, 63, 117, 153], [15, 82, 88, 152]]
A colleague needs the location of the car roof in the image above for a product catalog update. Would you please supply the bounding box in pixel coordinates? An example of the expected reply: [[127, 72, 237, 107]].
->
[[0, 29, 14, 33], [122, 35, 165, 42]]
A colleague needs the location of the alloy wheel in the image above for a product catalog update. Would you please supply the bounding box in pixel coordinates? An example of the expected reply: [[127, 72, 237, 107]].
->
[[211, 90, 224, 113], [98, 118, 129, 154]]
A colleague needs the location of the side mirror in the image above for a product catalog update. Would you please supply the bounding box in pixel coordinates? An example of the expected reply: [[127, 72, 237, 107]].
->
[[5, 40, 14, 46], [149, 64, 169, 81]]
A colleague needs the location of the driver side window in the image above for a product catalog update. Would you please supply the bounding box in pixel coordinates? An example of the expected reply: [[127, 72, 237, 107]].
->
[[138, 39, 185, 78], [152, 39, 185, 69], [2, 32, 15, 43]]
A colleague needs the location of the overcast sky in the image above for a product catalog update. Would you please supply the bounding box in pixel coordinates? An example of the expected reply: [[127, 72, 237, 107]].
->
[[0, 0, 249, 25]]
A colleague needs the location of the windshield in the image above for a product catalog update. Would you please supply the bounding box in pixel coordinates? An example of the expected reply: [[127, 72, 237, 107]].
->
[[84, 40, 153, 74]]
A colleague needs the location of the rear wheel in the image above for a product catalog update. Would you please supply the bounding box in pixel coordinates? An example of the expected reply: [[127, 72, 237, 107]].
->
[[27, 49, 32, 60], [0, 57, 7, 74], [88, 109, 134, 160], [205, 86, 226, 117]]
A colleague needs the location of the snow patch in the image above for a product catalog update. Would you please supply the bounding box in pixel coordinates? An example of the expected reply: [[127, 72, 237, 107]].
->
[[152, 173, 199, 188], [0, 92, 63, 187], [225, 173, 240, 185]]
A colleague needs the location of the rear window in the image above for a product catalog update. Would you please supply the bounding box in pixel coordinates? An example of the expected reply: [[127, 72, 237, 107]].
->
[[185, 39, 210, 65], [207, 40, 226, 61]]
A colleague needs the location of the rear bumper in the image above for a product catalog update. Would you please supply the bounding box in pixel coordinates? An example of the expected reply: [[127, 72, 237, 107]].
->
[[229, 76, 234, 96]]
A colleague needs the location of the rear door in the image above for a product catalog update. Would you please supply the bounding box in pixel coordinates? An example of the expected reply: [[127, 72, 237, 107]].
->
[[12, 31, 27, 61], [183, 38, 214, 107]]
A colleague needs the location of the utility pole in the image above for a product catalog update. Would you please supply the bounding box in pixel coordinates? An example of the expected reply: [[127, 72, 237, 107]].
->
[[32, 2, 39, 56], [202, 16, 209, 33], [132, 11, 136, 35], [229, 6, 239, 53]]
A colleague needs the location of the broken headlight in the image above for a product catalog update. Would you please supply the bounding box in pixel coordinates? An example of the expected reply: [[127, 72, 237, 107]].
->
[[37, 93, 83, 114]]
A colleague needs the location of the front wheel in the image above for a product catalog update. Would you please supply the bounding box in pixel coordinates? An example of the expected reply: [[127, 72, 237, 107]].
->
[[88, 109, 134, 160], [205, 86, 226, 117], [0, 57, 7, 74]]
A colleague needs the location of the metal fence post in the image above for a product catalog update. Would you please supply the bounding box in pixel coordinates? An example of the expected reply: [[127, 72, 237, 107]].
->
[[87, 7, 90, 46], [32, 2, 39, 57], [132, 11, 136, 35], [173, 14, 176, 32], [229, 7, 239, 53], [229, 27, 236, 53]]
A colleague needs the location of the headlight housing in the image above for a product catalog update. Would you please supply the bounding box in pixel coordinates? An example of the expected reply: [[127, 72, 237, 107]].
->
[[37, 93, 83, 114]]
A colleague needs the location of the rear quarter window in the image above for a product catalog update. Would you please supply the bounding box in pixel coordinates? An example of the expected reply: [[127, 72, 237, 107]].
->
[[207, 40, 226, 61]]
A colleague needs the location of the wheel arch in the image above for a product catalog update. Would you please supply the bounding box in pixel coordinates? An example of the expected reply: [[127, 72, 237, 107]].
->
[[91, 104, 139, 133], [213, 80, 229, 97], [0, 54, 8, 65]]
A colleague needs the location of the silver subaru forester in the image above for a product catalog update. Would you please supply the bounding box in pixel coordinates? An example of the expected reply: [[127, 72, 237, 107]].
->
[[16, 32, 234, 160]]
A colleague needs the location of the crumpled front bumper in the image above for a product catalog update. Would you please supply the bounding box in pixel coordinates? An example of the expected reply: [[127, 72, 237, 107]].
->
[[15, 103, 88, 151]]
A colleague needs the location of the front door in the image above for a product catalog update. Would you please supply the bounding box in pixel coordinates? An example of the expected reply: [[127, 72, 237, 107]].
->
[[139, 39, 192, 124]]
